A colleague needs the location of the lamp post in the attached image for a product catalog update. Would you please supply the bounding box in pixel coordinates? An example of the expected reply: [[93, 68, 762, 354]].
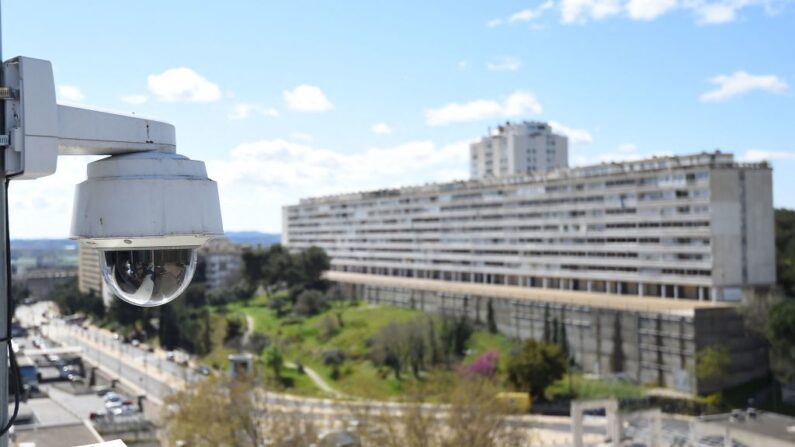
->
[[0, 18, 223, 447]]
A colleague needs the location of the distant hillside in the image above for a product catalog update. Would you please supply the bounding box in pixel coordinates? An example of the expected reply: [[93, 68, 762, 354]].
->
[[10, 233, 281, 250], [225, 231, 281, 247], [11, 238, 77, 251]]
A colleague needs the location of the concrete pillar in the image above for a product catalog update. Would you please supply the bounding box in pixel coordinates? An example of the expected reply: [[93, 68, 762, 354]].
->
[[560, 279, 565, 290], [674, 285, 679, 299], [587, 280, 593, 292], [542, 277, 549, 288], [661, 285, 666, 298], [698, 287, 704, 301], [638, 283, 644, 297]]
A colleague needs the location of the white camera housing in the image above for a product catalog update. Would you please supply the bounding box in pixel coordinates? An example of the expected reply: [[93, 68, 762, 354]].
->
[[71, 151, 224, 306]]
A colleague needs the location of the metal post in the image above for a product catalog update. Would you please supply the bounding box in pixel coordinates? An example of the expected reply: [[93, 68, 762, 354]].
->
[[0, 185, 8, 447], [0, 1, 10, 444]]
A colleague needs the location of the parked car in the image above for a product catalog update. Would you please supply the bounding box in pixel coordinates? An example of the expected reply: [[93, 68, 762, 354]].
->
[[103, 392, 126, 408], [60, 364, 82, 381], [194, 366, 210, 376], [131, 339, 140, 347]]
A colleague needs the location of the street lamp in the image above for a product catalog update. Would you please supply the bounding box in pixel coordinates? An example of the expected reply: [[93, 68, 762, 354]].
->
[[0, 56, 223, 442]]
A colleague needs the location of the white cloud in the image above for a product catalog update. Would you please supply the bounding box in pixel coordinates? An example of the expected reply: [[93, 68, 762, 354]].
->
[[8, 156, 99, 238], [699, 71, 788, 102], [627, 0, 679, 19], [510, 1, 557, 22], [120, 94, 148, 105], [486, 18, 504, 27], [206, 139, 470, 232], [458, 60, 469, 70], [57, 85, 84, 102], [228, 103, 279, 120], [561, 0, 623, 23], [486, 56, 522, 71], [290, 132, 314, 142], [371, 123, 392, 134], [425, 90, 543, 126], [687, 0, 767, 23], [741, 149, 795, 162], [549, 121, 594, 144], [283, 85, 334, 112], [147, 67, 221, 102]]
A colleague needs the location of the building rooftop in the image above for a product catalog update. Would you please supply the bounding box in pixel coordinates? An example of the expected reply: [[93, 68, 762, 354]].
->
[[327, 271, 734, 315], [296, 151, 769, 206]]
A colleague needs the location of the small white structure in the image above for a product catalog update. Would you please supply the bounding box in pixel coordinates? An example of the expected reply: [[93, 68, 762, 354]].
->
[[228, 353, 254, 379], [571, 399, 621, 447]]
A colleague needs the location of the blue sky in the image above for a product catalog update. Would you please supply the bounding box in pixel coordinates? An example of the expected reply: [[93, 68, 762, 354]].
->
[[4, 0, 794, 238]]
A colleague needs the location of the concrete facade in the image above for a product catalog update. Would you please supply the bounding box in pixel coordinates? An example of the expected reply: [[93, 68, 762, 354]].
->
[[331, 271, 768, 394], [284, 152, 775, 303], [470, 121, 568, 179]]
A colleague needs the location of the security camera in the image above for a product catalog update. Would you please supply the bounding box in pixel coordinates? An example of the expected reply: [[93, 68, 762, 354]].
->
[[71, 151, 223, 306], [3, 56, 224, 307]]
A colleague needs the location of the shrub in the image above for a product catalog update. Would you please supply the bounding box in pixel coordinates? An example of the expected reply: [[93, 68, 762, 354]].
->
[[294, 290, 328, 317], [322, 348, 346, 366], [245, 332, 270, 354], [225, 315, 245, 343], [316, 315, 340, 341]]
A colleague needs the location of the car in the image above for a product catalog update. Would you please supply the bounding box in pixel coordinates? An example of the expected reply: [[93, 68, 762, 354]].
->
[[103, 392, 125, 406], [194, 366, 210, 376], [131, 339, 140, 347], [112, 333, 120, 341], [166, 351, 176, 362], [60, 364, 82, 380]]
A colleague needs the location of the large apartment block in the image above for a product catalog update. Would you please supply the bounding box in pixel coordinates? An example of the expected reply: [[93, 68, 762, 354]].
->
[[284, 151, 774, 302], [283, 149, 774, 392], [470, 121, 568, 179]]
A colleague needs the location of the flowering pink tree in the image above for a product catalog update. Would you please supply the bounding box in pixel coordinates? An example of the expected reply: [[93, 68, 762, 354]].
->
[[464, 351, 500, 379]]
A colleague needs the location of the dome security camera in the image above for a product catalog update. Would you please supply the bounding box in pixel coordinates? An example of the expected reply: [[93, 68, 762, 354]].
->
[[71, 151, 224, 307]]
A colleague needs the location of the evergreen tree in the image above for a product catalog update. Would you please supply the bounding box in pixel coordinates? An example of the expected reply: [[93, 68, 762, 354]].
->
[[559, 320, 569, 358], [486, 299, 498, 334], [551, 318, 559, 345], [610, 314, 625, 373], [543, 305, 551, 343]]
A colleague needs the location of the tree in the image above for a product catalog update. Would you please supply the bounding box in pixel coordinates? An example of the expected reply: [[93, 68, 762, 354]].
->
[[295, 246, 330, 291], [507, 338, 567, 400], [610, 314, 625, 373], [775, 208, 795, 297], [542, 304, 551, 343], [768, 300, 795, 388], [264, 345, 284, 381], [696, 344, 730, 390], [486, 299, 498, 334], [164, 374, 318, 447], [464, 351, 499, 379], [293, 289, 328, 316], [352, 378, 524, 447]]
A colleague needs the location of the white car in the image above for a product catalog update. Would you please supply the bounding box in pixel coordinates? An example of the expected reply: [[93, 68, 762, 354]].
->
[[103, 392, 126, 409]]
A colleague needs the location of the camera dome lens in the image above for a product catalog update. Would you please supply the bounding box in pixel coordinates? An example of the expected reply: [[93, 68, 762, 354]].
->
[[100, 248, 197, 307]]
